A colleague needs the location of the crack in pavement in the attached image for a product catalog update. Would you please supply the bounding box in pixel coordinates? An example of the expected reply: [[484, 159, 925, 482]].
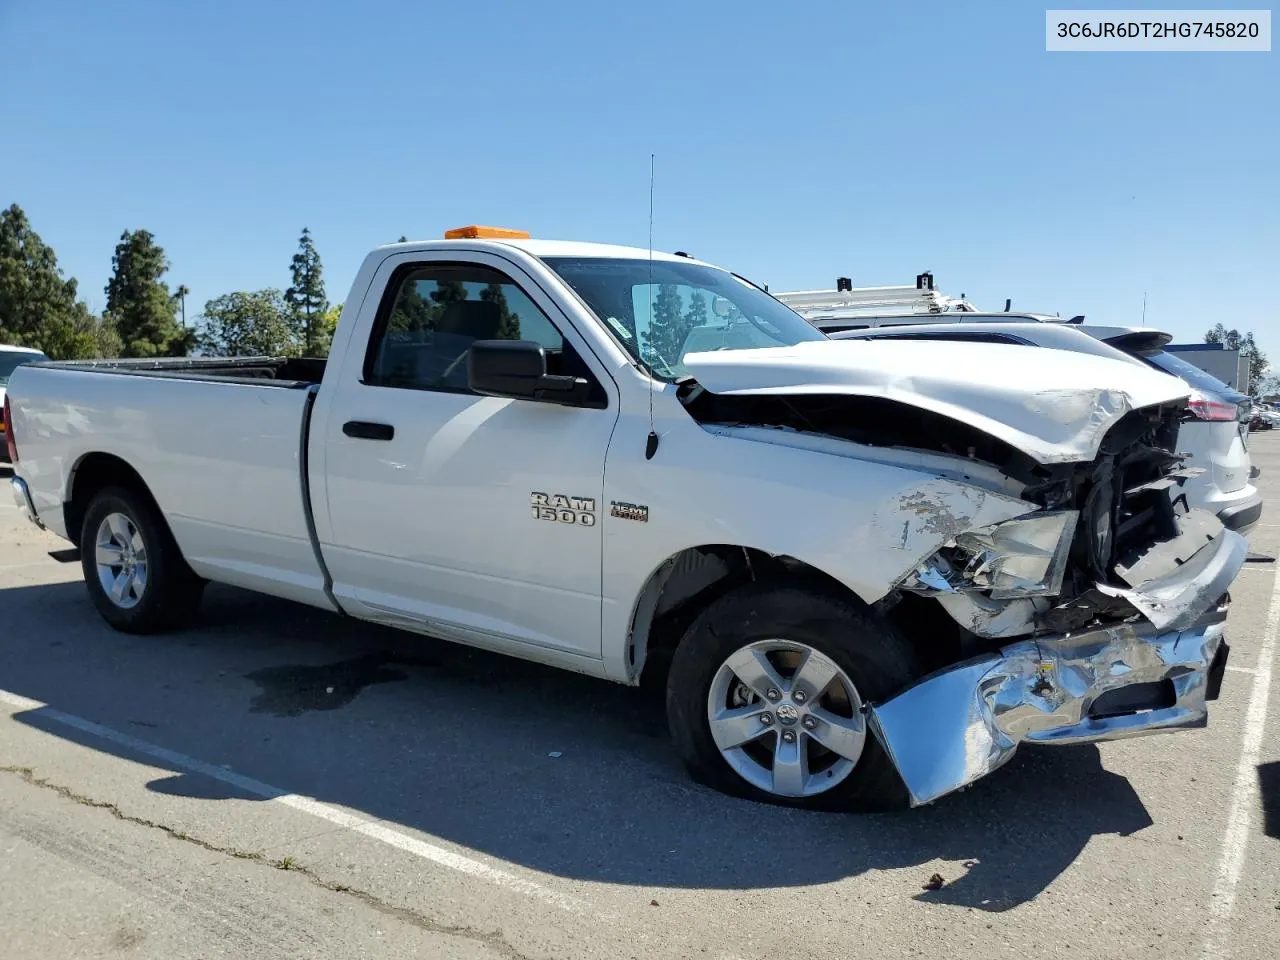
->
[[0, 764, 535, 960]]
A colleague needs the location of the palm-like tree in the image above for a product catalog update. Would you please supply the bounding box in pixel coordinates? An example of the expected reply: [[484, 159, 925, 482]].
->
[[175, 284, 190, 328]]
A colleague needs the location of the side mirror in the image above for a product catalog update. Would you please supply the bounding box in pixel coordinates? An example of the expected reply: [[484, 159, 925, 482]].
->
[[467, 340, 591, 406]]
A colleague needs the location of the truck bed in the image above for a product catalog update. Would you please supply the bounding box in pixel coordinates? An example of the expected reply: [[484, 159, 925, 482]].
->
[[7, 359, 330, 609]]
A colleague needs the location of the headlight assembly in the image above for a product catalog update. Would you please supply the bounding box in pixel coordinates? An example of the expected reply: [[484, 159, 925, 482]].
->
[[902, 510, 1079, 600]]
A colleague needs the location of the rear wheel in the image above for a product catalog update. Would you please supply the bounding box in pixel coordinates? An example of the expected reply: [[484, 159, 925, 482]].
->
[[80, 486, 203, 633], [666, 582, 922, 811]]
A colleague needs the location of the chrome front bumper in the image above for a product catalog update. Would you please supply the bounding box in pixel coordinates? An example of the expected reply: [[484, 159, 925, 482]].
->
[[871, 527, 1247, 807], [10, 475, 44, 529]]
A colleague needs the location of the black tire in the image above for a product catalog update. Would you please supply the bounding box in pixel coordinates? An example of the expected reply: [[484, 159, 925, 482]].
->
[[79, 485, 204, 634], [666, 581, 922, 812]]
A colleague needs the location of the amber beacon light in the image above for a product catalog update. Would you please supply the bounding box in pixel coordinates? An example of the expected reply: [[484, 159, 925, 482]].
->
[[443, 225, 532, 239]]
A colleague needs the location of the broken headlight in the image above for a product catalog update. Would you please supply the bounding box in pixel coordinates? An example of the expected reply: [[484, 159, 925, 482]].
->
[[902, 510, 1079, 600]]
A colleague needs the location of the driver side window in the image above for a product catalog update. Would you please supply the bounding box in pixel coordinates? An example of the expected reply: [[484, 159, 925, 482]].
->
[[366, 263, 570, 393]]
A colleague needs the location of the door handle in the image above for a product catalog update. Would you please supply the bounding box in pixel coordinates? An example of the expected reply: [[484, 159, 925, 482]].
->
[[343, 420, 395, 441]]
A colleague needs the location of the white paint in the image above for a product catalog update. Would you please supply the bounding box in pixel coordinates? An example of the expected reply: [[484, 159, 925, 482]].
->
[[0, 688, 585, 913], [1224, 665, 1258, 675], [6, 367, 328, 608], [1200, 560, 1280, 959], [680, 337, 1189, 465]]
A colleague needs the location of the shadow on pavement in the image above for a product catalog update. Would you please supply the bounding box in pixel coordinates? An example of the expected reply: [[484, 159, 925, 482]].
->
[[1, 578, 1155, 911], [1259, 761, 1280, 840]]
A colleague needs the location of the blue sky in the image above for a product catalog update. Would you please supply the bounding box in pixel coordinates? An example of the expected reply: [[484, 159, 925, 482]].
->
[[2, 1, 1276, 361]]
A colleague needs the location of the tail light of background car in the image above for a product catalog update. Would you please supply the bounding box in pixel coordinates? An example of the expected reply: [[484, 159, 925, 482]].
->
[[3, 394, 16, 462], [1187, 397, 1238, 421]]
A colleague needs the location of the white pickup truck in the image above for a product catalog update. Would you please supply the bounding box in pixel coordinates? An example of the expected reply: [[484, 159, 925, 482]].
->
[[5, 227, 1246, 811]]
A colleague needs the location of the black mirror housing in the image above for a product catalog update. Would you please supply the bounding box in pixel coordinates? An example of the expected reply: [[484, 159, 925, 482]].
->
[[468, 340, 592, 406]]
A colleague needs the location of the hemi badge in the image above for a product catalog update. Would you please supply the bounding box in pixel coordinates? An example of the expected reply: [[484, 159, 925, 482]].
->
[[610, 501, 649, 523]]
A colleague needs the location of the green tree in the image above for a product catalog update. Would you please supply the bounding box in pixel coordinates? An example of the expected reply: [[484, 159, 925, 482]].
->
[[197, 289, 296, 357], [284, 227, 328, 355], [1204, 323, 1269, 393], [0, 203, 116, 359], [389, 282, 435, 333], [316, 303, 342, 356], [643, 283, 688, 370], [430, 278, 467, 311], [40, 307, 121, 361], [174, 283, 190, 329], [387, 278, 469, 336], [105, 229, 189, 357], [684, 288, 708, 331]]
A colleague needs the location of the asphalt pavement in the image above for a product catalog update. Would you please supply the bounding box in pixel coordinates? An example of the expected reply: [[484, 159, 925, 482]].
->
[[2, 436, 1278, 960]]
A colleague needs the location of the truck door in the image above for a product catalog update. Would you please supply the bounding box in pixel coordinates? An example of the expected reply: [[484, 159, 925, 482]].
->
[[313, 252, 619, 660]]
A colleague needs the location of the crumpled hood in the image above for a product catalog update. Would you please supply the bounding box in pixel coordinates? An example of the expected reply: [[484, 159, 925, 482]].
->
[[682, 339, 1190, 464]]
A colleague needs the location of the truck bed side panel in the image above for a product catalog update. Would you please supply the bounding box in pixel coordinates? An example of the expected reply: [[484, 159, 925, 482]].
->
[[9, 367, 330, 609]]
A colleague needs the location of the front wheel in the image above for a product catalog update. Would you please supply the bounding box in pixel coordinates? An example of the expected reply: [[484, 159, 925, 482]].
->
[[666, 582, 922, 812], [80, 486, 204, 634]]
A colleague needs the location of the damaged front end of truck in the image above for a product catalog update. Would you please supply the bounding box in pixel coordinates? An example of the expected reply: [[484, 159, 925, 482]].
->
[[679, 340, 1247, 806], [873, 400, 1244, 806]]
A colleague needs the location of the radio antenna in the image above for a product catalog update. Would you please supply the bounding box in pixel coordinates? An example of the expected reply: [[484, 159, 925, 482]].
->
[[645, 152, 659, 460]]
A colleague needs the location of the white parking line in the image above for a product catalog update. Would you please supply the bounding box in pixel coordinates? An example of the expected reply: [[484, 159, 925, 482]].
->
[[1224, 665, 1258, 676], [1200, 560, 1280, 959], [0, 688, 587, 914]]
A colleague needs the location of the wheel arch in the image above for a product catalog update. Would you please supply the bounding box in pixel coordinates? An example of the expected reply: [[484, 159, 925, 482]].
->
[[64, 452, 166, 549], [625, 544, 873, 686]]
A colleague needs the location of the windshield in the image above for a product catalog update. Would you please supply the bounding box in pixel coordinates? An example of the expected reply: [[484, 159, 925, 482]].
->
[[0, 351, 46, 385], [541, 257, 825, 381], [1142, 350, 1241, 399]]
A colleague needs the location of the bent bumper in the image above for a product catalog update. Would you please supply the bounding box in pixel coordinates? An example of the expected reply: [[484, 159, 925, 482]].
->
[[10, 475, 44, 530], [870, 613, 1229, 806], [871, 527, 1248, 807], [1218, 491, 1262, 536]]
